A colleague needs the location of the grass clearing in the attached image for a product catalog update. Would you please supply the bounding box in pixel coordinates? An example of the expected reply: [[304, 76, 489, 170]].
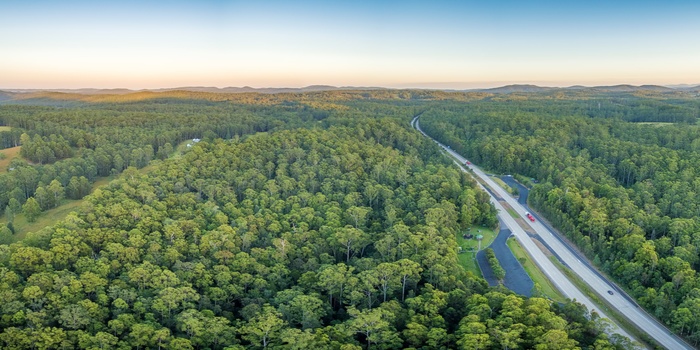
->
[[455, 225, 498, 277], [0, 146, 21, 173], [456, 244, 481, 276], [173, 139, 201, 159], [177, 139, 194, 151], [2, 200, 84, 241], [92, 176, 114, 188], [1, 149, 182, 241], [0, 126, 12, 132], [636, 122, 676, 127], [507, 238, 565, 302], [1, 175, 116, 241]]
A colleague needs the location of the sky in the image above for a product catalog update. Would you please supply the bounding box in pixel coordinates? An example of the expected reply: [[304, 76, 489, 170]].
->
[[2, 0, 700, 89]]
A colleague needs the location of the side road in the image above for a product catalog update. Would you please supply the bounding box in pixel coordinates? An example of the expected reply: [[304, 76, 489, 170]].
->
[[476, 219, 534, 296]]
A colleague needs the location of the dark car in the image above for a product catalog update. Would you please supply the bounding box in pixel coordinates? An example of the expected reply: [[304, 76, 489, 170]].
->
[[607, 290, 614, 295]]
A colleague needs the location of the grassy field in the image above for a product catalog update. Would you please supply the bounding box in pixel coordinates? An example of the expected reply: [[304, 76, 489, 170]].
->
[[3, 169, 160, 242], [1, 145, 185, 241], [1, 175, 115, 241], [3, 200, 84, 241], [0, 126, 12, 132], [456, 225, 497, 276], [92, 176, 114, 188], [0, 146, 21, 173], [507, 238, 566, 302]]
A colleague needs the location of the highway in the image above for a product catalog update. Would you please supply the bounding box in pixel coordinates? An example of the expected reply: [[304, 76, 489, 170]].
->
[[412, 116, 693, 350]]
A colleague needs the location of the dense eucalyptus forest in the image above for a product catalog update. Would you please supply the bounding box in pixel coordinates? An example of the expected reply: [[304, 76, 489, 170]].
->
[[0, 88, 695, 349]]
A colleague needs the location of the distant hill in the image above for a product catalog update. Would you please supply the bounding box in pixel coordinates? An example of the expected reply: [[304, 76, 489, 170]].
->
[[5, 85, 386, 95], [666, 84, 700, 89], [477, 84, 556, 93], [471, 84, 682, 94], [1, 84, 696, 100], [4, 88, 135, 95], [0, 91, 14, 102], [156, 85, 387, 94], [674, 85, 700, 92], [589, 84, 673, 92]]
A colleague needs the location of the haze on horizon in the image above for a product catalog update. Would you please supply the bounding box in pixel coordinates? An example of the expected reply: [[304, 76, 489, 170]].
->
[[2, 0, 700, 90]]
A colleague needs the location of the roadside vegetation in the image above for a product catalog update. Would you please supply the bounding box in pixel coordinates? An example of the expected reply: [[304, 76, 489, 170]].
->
[[485, 248, 506, 282], [506, 208, 520, 218], [513, 173, 536, 188], [490, 176, 518, 196], [506, 237, 566, 302]]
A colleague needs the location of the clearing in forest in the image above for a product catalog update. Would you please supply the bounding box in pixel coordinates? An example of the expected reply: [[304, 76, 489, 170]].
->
[[456, 225, 497, 276], [0, 146, 21, 173]]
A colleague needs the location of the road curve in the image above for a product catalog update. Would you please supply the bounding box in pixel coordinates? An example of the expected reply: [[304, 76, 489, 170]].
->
[[412, 116, 693, 350]]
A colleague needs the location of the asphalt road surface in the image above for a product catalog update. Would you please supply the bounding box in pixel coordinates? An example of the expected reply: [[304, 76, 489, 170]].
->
[[500, 175, 528, 205], [412, 116, 692, 350], [476, 221, 534, 296]]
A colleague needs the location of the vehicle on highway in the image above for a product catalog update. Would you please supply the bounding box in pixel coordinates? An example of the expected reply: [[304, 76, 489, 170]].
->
[[465, 161, 471, 165], [608, 290, 614, 295], [525, 212, 535, 222]]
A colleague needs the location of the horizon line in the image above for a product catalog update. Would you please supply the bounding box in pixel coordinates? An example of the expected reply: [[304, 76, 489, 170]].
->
[[3, 82, 700, 92]]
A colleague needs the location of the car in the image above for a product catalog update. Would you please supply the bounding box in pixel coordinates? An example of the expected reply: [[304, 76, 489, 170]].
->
[[525, 212, 535, 222], [607, 290, 614, 295], [465, 161, 471, 165]]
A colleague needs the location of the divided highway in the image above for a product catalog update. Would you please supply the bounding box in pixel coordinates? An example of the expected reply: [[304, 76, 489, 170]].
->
[[412, 116, 692, 350]]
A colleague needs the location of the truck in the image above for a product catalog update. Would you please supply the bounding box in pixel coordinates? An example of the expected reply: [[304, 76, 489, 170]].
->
[[525, 212, 535, 222]]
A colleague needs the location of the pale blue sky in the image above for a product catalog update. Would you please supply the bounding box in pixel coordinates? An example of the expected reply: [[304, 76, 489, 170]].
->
[[2, 0, 699, 89]]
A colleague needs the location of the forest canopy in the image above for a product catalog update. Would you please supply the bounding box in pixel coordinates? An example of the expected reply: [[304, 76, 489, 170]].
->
[[1, 88, 692, 348]]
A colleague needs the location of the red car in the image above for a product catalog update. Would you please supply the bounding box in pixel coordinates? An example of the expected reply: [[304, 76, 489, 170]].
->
[[526, 212, 535, 222], [465, 161, 471, 165]]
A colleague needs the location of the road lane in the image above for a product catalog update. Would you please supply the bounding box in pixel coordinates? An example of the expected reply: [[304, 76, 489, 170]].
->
[[412, 116, 692, 350]]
